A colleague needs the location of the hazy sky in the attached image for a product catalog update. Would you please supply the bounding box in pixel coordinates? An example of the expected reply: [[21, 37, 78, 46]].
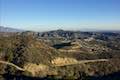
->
[[0, 0, 120, 31]]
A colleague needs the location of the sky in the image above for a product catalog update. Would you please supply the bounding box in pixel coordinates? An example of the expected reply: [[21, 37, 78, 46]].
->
[[0, 0, 120, 31]]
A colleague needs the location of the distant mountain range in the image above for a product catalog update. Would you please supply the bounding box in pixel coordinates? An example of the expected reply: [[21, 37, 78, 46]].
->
[[36, 29, 120, 41], [0, 26, 23, 32]]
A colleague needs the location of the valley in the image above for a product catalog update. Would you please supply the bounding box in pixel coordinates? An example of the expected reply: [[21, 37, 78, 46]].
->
[[0, 29, 120, 80]]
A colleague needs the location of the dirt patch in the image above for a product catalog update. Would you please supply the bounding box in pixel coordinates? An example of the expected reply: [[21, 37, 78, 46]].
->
[[24, 63, 49, 76], [51, 57, 79, 66]]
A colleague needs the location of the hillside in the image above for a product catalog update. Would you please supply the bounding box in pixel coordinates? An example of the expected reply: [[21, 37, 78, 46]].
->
[[0, 31, 120, 80]]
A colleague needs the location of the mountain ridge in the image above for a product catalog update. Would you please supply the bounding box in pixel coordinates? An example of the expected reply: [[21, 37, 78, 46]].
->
[[0, 26, 24, 32]]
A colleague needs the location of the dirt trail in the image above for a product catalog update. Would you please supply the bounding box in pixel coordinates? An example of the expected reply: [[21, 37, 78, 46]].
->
[[0, 61, 25, 71], [53, 59, 109, 66], [0, 59, 109, 71], [78, 59, 108, 63]]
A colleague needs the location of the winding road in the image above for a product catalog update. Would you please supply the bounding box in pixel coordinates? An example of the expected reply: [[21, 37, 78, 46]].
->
[[0, 59, 109, 71]]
